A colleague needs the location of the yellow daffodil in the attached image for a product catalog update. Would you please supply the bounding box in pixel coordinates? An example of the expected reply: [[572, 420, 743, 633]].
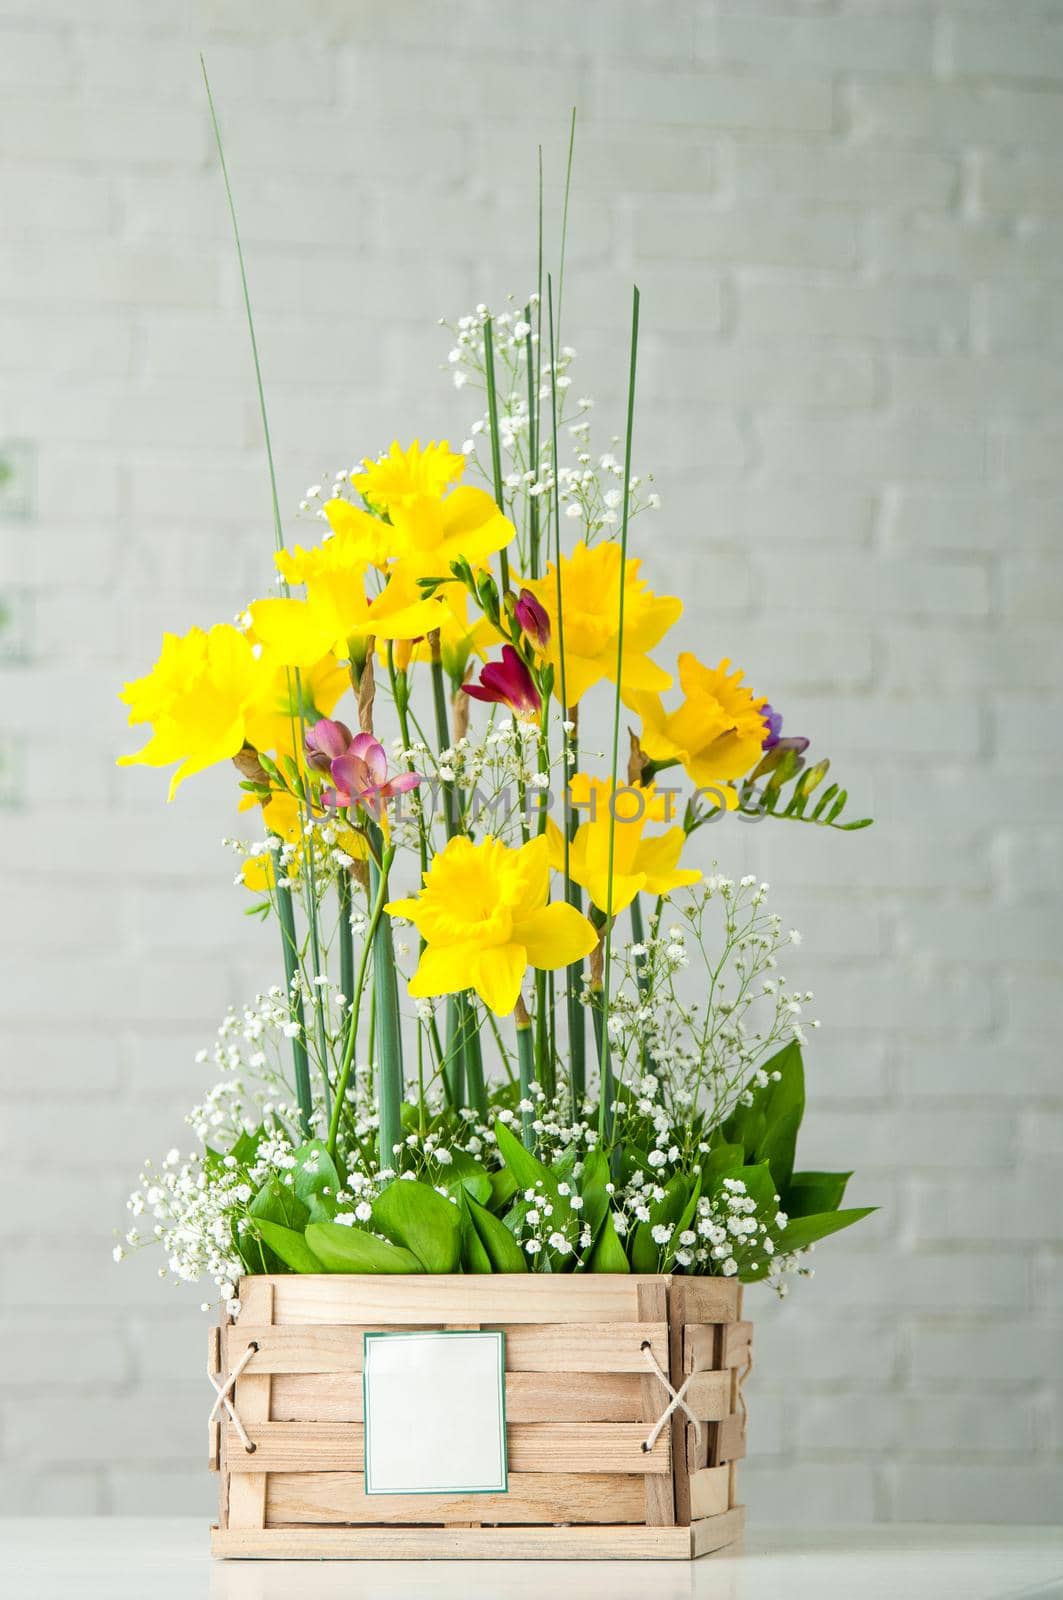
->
[[546, 775, 701, 916], [521, 541, 682, 706], [388, 484, 515, 587], [386, 834, 597, 1016], [119, 624, 269, 800], [277, 500, 393, 583], [249, 568, 446, 671], [353, 438, 465, 514], [629, 655, 769, 796]]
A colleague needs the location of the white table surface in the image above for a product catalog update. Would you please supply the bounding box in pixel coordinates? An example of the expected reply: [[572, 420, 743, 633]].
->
[[3, 1518, 1061, 1600]]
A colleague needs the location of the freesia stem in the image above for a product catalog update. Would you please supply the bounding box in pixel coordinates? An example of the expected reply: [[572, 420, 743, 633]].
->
[[326, 844, 394, 1166]]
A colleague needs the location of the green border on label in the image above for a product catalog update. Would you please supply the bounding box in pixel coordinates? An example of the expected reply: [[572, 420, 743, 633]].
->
[[362, 1329, 509, 1497]]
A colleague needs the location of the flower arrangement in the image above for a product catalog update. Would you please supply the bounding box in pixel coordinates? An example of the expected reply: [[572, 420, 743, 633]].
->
[[116, 150, 874, 1314]]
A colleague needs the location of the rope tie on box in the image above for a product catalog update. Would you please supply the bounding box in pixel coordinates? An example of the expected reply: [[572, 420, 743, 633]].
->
[[208, 1341, 259, 1454], [639, 1340, 703, 1454], [737, 1349, 753, 1433]]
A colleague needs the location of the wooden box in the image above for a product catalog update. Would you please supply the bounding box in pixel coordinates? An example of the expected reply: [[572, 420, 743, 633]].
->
[[209, 1273, 751, 1560]]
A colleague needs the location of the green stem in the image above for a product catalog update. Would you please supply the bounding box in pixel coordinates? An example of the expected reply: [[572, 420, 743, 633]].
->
[[368, 833, 404, 1174], [483, 315, 510, 596], [443, 996, 465, 1108], [429, 645, 459, 838], [338, 872, 354, 1012], [485, 1006, 517, 1083], [598, 286, 641, 1146], [275, 876, 312, 1137], [460, 994, 487, 1119], [516, 1018, 535, 1150], [524, 301, 540, 578], [326, 845, 394, 1165], [630, 893, 650, 1076], [564, 712, 585, 1106]]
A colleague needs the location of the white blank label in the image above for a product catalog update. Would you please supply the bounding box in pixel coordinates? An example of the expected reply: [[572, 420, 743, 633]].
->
[[363, 1330, 508, 1496]]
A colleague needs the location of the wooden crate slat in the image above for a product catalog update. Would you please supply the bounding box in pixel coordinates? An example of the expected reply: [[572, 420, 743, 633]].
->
[[265, 1275, 647, 1326], [689, 1505, 745, 1558], [265, 1470, 647, 1526], [688, 1465, 730, 1520], [708, 1414, 747, 1467], [721, 1320, 753, 1368], [684, 1323, 722, 1376], [671, 1279, 740, 1325], [229, 1320, 668, 1375], [270, 1369, 648, 1424], [636, 1278, 675, 1528], [225, 1279, 273, 1531], [213, 1523, 697, 1559], [225, 1420, 671, 1475]]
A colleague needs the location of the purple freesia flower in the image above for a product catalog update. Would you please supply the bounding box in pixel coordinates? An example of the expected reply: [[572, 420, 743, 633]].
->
[[514, 588, 551, 651], [463, 644, 542, 720], [760, 704, 784, 751]]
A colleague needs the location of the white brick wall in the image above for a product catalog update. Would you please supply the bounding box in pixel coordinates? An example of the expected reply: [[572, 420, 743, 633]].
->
[[1, 0, 1060, 1525]]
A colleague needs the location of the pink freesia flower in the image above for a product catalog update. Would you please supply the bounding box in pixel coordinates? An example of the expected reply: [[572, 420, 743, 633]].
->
[[304, 717, 354, 772], [463, 645, 541, 720], [306, 720, 421, 819], [514, 588, 551, 651]]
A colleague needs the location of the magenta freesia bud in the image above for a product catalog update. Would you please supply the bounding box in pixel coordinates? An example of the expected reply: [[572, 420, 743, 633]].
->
[[324, 732, 421, 820], [514, 588, 551, 651], [305, 717, 354, 771], [464, 644, 542, 720]]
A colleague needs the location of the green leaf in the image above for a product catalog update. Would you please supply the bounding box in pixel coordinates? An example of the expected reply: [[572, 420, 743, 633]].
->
[[630, 1175, 690, 1274], [254, 1218, 325, 1274], [784, 1170, 852, 1218], [494, 1119, 554, 1195], [587, 1211, 630, 1274], [229, 1125, 266, 1168], [701, 1142, 744, 1181], [435, 1150, 493, 1206], [304, 1221, 420, 1274], [723, 1038, 805, 1192], [777, 1207, 876, 1254], [488, 1165, 518, 1212], [459, 1200, 494, 1274], [250, 1177, 309, 1232], [578, 1147, 611, 1240], [465, 1191, 528, 1273], [371, 1179, 462, 1273], [292, 1141, 341, 1210]]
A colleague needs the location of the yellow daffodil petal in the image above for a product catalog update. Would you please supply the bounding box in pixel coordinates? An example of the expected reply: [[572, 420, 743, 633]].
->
[[407, 943, 482, 1001], [515, 902, 600, 969], [353, 439, 465, 513], [468, 943, 528, 1016], [633, 828, 703, 896]]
